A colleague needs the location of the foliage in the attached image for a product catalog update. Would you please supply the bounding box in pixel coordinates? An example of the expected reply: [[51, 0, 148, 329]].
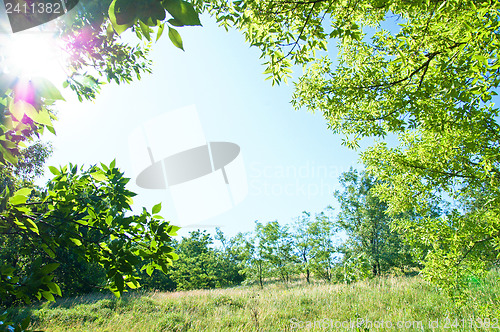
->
[[161, 231, 242, 290], [0, 161, 179, 310], [214, 228, 248, 286], [255, 221, 298, 284], [200, 0, 500, 298], [334, 169, 419, 278], [0, 0, 203, 318], [224, 231, 271, 288], [0, 0, 203, 162], [292, 211, 338, 282]]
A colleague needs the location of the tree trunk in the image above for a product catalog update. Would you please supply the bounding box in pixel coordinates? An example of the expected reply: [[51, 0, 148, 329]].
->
[[302, 251, 310, 283], [258, 261, 263, 288]]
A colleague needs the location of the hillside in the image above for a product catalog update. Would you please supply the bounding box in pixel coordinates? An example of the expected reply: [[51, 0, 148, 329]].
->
[[9, 274, 500, 332]]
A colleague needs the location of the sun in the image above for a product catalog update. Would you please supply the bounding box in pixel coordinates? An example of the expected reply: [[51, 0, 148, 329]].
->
[[0, 30, 68, 84]]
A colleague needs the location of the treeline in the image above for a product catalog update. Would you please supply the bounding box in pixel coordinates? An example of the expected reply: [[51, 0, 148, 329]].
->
[[1, 168, 425, 300], [146, 169, 429, 290]]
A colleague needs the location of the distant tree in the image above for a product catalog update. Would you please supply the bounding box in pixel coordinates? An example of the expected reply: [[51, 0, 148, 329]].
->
[[139, 240, 178, 292], [167, 230, 243, 291], [0, 141, 51, 201], [255, 221, 298, 284], [229, 231, 269, 289], [214, 228, 246, 285], [334, 169, 417, 277], [292, 211, 338, 283]]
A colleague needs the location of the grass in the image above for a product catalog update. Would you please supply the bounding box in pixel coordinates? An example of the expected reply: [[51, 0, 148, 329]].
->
[[7, 273, 500, 331]]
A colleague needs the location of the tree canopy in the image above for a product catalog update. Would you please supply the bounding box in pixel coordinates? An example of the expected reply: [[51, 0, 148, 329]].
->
[[0, 0, 202, 318], [198, 0, 500, 296], [2, 0, 499, 317]]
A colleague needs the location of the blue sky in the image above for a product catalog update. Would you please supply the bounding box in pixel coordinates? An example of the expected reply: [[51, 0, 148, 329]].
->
[[3, 9, 364, 238]]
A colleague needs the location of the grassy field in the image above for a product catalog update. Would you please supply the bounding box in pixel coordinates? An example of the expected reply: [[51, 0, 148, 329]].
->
[[8, 272, 500, 331]]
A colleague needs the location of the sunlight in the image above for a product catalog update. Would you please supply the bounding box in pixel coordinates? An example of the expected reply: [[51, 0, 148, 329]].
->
[[0, 31, 67, 83]]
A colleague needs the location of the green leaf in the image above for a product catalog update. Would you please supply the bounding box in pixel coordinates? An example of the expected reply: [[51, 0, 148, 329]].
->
[[48, 282, 62, 296], [91, 171, 107, 182], [109, 0, 135, 35], [146, 264, 154, 276], [0, 145, 18, 164], [42, 244, 56, 259], [126, 280, 140, 289], [8, 188, 32, 205], [46, 125, 56, 135], [163, 0, 201, 26], [31, 77, 65, 101], [152, 202, 162, 214], [114, 0, 137, 25], [138, 0, 166, 25], [41, 291, 55, 302], [126, 196, 134, 206], [138, 20, 152, 41], [70, 238, 82, 246], [168, 27, 184, 50], [114, 272, 125, 293], [111, 288, 121, 298], [9, 101, 34, 122], [13, 187, 32, 197], [168, 252, 179, 260], [26, 218, 39, 235], [48, 166, 60, 175], [24, 107, 53, 126], [167, 225, 181, 236], [157, 23, 165, 42], [167, 18, 184, 27], [40, 263, 60, 275]]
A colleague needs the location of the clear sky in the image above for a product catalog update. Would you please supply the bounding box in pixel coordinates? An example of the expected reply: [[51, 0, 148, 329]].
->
[[3, 9, 365, 238]]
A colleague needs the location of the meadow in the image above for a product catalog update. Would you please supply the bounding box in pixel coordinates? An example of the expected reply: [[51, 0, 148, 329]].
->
[[8, 271, 500, 332]]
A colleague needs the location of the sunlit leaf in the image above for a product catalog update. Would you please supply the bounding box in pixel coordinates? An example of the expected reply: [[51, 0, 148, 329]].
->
[[168, 26, 184, 50]]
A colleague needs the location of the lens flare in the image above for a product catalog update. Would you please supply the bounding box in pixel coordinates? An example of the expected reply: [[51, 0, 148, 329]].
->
[[0, 31, 67, 83]]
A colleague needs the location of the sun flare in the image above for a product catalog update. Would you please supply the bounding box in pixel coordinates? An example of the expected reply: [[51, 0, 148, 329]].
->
[[0, 31, 67, 83]]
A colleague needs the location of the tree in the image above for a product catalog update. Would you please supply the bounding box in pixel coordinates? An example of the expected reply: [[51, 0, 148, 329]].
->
[[0, 0, 204, 316], [214, 228, 247, 285], [1, 162, 180, 304], [0, 142, 110, 300], [227, 231, 270, 288], [334, 169, 418, 277], [166, 230, 243, 290], [292, 211, 338, 283], [200, 0, 500, 296], [255, 221, 298, 284]]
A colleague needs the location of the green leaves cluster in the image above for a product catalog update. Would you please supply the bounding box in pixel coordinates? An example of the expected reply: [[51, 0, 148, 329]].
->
[[1, 161, 178, 303], [200, 0, 500, 299], [109, 0, 202, 50], [335, 169, 424, 280], [0, 0, 204, 315], [140, 230, 244, 291], [0, 76, 62, 165]]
